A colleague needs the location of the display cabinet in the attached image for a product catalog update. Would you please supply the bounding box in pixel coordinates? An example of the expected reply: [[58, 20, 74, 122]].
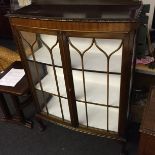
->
[[8, 1, 142, 154]]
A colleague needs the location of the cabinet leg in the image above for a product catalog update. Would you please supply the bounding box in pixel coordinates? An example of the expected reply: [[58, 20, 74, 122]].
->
[[35, 116, 46, 132], [10, 95, 33, 128], [120, 141, 128, 155], [11, 95, 25, 122], [24, 120, 33, 128], [0, 94, 11, 119]]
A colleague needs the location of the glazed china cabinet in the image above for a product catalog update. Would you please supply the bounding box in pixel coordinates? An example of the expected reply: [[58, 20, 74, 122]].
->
[[8, 0, 142, 154]]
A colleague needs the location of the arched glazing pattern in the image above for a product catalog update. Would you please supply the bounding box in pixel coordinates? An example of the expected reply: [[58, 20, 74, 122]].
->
[[18, 30, 124, 133], [68, 37, 123, 132], [19, 31, 70, 122]]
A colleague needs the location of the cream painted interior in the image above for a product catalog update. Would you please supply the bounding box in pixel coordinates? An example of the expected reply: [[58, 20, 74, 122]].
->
[[23, 33, 123, 132]]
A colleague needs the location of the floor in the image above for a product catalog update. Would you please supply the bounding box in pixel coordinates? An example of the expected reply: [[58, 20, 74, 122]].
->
[[0, 118, 139, 155]]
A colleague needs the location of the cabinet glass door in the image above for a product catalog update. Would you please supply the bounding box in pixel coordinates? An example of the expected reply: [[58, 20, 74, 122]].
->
[[19, 31, 71, 122], [68, 36, 123, 132]]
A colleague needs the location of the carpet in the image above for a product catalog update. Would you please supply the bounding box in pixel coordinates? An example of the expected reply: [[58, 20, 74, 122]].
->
[[0, 120, 122, 155], [0, 118, 139, 155]]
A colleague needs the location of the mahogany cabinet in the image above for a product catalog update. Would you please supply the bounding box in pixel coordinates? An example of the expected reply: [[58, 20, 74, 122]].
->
[[8, 1, 142, 154]]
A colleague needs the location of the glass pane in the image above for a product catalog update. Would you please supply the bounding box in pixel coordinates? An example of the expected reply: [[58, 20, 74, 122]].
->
[[109, 50, 122, 73], [20, 31, 70, 121], [43, 96, 70, 121], [76, 101, 87, 126], [87, 104, 107, 130], [109, 74, 121, 106], [20, 31, 39, 58], [69, 37, 107, 72], [20, 32, 62, 66], [109, 108, 119, 132], [95, 39, 123, 73], [72, 71, 107, 104], [76, 102, 108, 130], [69, 37, 122, 131], [35, 66, 67, 97], [27, 62, 69, 120], [69, 37, 123, 72], [27, 61, 52, 110]]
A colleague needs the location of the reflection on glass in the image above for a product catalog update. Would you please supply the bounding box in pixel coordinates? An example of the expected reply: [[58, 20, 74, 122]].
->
[[20, 32, 122, 131], [20, 31, 69, 121], [69, 37, 122, 131]]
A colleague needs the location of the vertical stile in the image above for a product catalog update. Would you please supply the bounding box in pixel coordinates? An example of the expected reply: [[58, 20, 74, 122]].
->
[[59, 32, 79, 127], [118, 34, 134, 137], [81, 55, 89, 127], [107, 58, 110, 131]]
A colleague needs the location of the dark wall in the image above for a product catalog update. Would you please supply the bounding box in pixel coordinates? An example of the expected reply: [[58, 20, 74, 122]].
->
[[0, 0, 10, 5]]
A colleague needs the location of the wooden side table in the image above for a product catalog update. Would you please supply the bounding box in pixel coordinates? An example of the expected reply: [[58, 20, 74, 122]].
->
[[138, 86, 155, 155], [0, 61, 32, 128]]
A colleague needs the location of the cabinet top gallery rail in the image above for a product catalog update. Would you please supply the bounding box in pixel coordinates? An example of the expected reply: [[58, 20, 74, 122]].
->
[[8, 0, 142, 22]]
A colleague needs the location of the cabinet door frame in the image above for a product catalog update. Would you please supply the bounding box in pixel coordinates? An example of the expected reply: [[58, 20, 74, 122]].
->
[[63, 31, 135, 137], [12, 24, 136, 139], [12, 26, 79, 127]]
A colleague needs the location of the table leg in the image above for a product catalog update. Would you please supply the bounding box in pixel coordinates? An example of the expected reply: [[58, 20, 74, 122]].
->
[[0, 93, 11, 119], [10, 95, 33, 128]]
